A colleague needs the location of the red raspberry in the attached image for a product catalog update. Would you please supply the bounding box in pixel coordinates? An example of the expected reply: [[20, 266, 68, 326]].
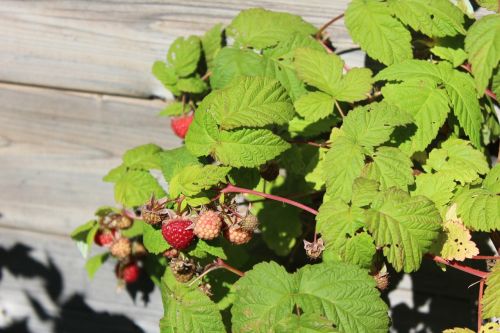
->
[[162, 219, 195, 250], [171, 114, 194, 139], [116, 262, 140, 284], [224, 225, 252, 245], [94, 229, 115, 247], [194, 210, 222, 240]]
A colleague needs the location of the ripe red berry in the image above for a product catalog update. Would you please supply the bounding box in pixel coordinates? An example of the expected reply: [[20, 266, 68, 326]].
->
[[162, 219, 195, 250], [116, 262, 140, 284], [171, 114, 194, 139], [194, 210, 222, 240], [94, 229, 115, 246]]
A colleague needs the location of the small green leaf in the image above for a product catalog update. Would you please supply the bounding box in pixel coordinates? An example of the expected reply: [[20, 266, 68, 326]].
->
[[143, 223, 169, 254], [71, 220, 98, 258], [483, 164, 500, 193], [123, 143, 162, 170], [366, 188, 441, 272], [341, 232, 376, 269], [413, 173, 456, 210], [85, 252, 109, 280], [388, 0, 465, 37], [454, 187, 500, 232], [333, 68, 373, 102], [202, 23, 224, 69], [423, 138, 489, 184], [185, 107, 220, 157], [482, 262, 500, 319], [169, 164, 231, 198], [167, 36, 201, 77], [152, 61, 178, 86], [114, 170, 166, 207], [345, 0, 412, 65], [210, 47, 266, 89], [160, 270, 225, 332], [70, 220, 96, 239], [177, 77, 208, 94], [465, 15, 500, 95], [121, 220, 144, 238], [159, 146, 200, 182], [476, 0, 499, 11], [208, 76, 295, 129], [103, 164, 127, 183], [430, 46, 467, 67], [351, 177, 380, 207], [227, 8, 316, 49], [188, 239, 227, 260], [294, 92, 335, 122]]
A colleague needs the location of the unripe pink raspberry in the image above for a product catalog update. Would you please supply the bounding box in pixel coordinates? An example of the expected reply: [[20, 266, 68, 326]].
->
[[194, 210, 222, 240]]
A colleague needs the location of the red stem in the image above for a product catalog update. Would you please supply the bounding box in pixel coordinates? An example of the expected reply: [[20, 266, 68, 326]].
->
[[428, 254, 489, 278], [478, 278, 485, 332], [217, 258, 245, 277], [460, 64, 498, 101], [221, 184, 319, 216], [471, 255, 500, 260], [315, 13, 345, 39]]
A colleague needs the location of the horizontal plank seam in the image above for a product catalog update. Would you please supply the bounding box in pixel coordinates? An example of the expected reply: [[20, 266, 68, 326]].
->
[[0, 223, 72, 240], [0, 80, 168, 102]]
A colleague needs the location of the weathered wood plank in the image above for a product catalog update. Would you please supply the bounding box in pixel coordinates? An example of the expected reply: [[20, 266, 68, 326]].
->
[[0, 83, 181, 235], [0, 0, 353, 98], [0, 227, 162, 333]]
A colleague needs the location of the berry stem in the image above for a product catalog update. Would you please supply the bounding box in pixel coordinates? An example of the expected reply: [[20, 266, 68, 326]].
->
[[478, 278, 485, 332], [315, 13, 345, 40], [428, 254, 489, 278], [201, 71, 212, 81], [471, 255, 500, 260], [334, 100, 346, 118], [287, 139, 330, 148], [221, 184, 319, 216], [216, 258, 245, 277]]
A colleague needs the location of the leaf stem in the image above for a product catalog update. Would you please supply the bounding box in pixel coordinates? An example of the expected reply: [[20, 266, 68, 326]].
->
[[315, 13, 345, 40], [287, 139, 330, 148], [217, 258, 245, 277], [428, 254, 489, 278], [221, 184, 319, 216], [201, 71, 212, 81], [334, 100, 346, 118], [471, 255, 500, 260], [478, 278, 485, 332], [460, 64, 498, 101]]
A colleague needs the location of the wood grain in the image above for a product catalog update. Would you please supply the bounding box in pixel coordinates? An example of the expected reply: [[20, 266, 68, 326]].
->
[[0, 83, 181, 235], [0, 0, 353, 98]]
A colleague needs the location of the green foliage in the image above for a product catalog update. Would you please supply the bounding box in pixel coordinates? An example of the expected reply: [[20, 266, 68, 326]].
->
[[482, 262, 500, 319], [232, 262, 389, 333], [85, 253, 109, 280], [79, 6, 500, 332]]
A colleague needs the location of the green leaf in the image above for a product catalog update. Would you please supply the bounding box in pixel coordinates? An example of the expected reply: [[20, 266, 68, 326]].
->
[[316, 199, 365, 253], [341, 102, 413, 151], [257, 202, 302, 256], [103, 164, 127, 183], [341, 232, 376, 269], [476, 0, 499, 11], [323, 136, 365, 201], [351, 177, 380, 207], [176, 77, 208, 94], [70, 220, 96, 239], [376, 60, 483, 147], [114, 170, 166, 207], [188, 239, 227, 260], [465, 14, 500, 95], [121, 220, 144, 238], [159, 146, 200, 182], [160, 270, 225, 332], [333, 68, 373, 102], [232, 262, 389, 333], [382, 82, 450, 154], [202, 23, 224, 69], [210, 48, 265, 89], [159, 102, 186, 117], [209, 76, 295, 129], [169, 164, 231, 197], [362, 147, 414, 190], [294, 92, 335, 122], [413, 173, 456, 210], [71, 220, 98, 258], [152, 61, 177, 86], [167, 36, 201, 77], [366, 188, 441, 272], [423, 138, 489, 184], [185, 107, 220, 157], [388, 0, 465, 37], [143, 223, 169, 254], [85, 252, 109, 280], [454, 187, 500, 232], [214, 129, 290, 167], [294, 48, 344, 95], [123, 144, 162, 170], [483, 164, 500, 193], [430, 46, 467, 67], [274, 313, 337, 332], [288, 115, 339, 139], [345, 0, 412, 65], [227, 8, 316, 49], [482, 262, 500, 319]]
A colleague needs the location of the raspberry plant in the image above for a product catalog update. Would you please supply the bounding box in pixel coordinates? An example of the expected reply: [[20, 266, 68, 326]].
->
[[72, 2, 500, 332]]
